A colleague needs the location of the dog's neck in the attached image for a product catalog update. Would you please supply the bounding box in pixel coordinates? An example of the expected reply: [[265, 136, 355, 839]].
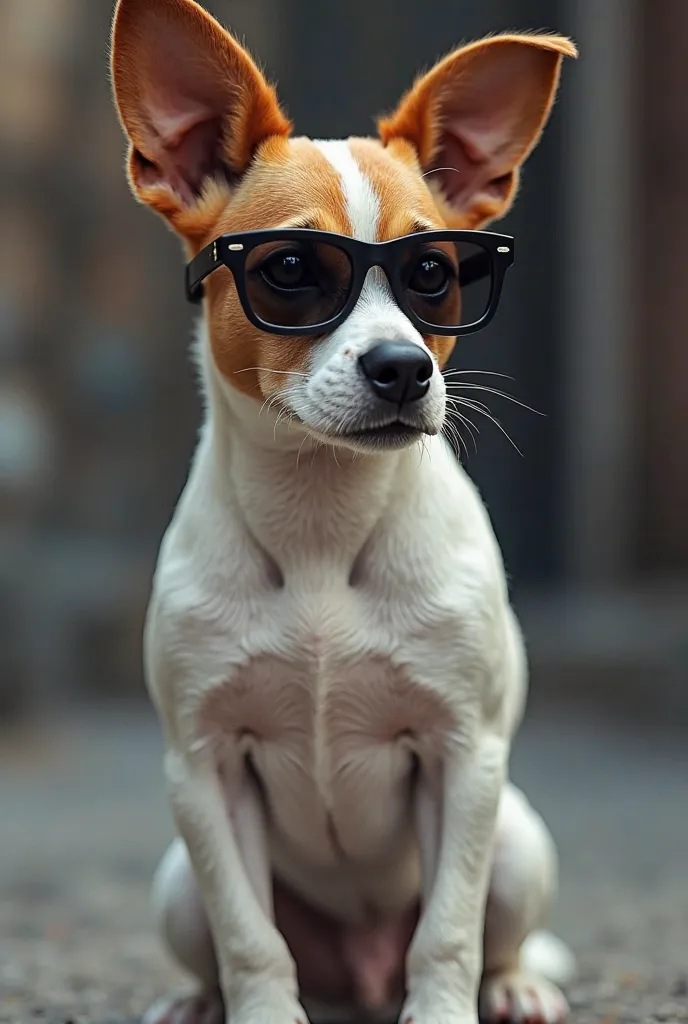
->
[[199, 336, 415, 570]]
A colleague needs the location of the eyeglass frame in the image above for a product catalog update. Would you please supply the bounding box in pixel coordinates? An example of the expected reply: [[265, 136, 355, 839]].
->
[[185, 228, 515, 337]]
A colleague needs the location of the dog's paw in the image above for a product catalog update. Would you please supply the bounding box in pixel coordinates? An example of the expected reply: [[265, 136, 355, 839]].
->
[[399, 994, 478, 1024], [232, 1009, 309, 1024], [399, 1012, 477, 1024], [479, 971, 569, 1024], [142, 991, 224, 1024], [228, 990, 310, 1024]]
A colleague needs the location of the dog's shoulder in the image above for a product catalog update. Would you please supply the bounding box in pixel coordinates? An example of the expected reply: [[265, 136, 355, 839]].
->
[[376, 436, 509, 593], [143, 435, 258, 696]]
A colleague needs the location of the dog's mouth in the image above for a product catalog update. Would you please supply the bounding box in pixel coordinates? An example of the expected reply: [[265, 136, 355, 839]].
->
[[276, 404, 439, 451], [338, 420, 425, 448], [321, 416, 442, 451]]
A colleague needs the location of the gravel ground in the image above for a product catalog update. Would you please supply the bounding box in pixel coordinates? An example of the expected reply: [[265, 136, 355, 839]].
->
[[1, 703, 687, 1024]]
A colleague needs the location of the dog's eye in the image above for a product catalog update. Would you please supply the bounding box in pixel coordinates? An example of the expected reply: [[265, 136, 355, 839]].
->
[[261, 251, 316, 291], [408, 254, 451, 296]]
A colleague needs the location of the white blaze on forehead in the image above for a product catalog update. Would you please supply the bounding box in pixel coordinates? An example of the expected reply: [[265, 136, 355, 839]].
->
[[313, 139, 380, 242], [308, 138, 426, 378]]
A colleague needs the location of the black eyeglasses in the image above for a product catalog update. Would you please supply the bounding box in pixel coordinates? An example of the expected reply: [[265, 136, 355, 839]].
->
[[186, 228, 514, 337]]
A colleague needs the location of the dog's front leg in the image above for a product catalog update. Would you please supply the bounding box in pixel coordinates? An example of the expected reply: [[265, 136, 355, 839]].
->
[[402, 732, 507, 1024], [165, 749, 307, 1024]]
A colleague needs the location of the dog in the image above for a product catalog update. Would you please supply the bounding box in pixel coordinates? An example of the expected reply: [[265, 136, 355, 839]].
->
[[110, 2, 577, 1022]]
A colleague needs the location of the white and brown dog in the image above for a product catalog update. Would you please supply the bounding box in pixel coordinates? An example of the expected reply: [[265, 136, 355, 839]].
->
[[110, 3, 577, 1023]]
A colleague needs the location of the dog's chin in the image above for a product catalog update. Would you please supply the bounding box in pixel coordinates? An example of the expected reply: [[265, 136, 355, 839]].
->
[[304, 418, 440, 454]]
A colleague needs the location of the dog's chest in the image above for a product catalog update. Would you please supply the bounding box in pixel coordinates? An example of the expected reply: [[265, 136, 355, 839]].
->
[[198, 568, 462, 867]]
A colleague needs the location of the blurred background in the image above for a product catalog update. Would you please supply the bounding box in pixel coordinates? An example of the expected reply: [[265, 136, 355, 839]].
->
[[1, 0, 686, 725], [1, 2, 687, 1021]]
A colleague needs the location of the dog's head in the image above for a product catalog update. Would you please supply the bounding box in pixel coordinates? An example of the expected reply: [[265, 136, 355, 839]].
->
[[111, 0, 575, 453]]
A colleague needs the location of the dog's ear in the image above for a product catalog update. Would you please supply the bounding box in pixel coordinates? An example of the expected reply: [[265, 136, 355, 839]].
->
[[379, 34, 577, 229], [110, 0, 291, 237]]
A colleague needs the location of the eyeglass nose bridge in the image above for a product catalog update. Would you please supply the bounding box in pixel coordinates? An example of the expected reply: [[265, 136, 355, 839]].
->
[[360, 260, 396, 290], [339, 258, 408, 328]]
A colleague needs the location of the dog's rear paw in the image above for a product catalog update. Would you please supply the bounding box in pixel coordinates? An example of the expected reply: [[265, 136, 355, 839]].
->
[[142, 991, 224, 1024], [479, 971, 569, 1024]]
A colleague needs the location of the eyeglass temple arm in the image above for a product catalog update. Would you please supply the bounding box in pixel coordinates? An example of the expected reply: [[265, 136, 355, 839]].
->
[[186, 241, 222, 304]]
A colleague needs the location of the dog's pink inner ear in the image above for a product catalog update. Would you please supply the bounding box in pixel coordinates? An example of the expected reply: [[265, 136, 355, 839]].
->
[[428, 44, 560, 210], [380, 35, 576, 226], [111, 0, 291, 214], [132, 94, 225, 205], [431, 120, 517, 212]]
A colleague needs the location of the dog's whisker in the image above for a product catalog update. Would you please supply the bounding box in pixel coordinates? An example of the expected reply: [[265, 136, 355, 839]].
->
[[441, 413, 462, 457], [445, 383, 544, 416], [451, 408, 480, 455], [417, 435, 429, 467], [442, 369, 515, 381], [258, 393, 275, 418], [273, 405, 295, 441], [454, 426, 470, 463], [310, 437, 324, 470], [295, 430, 313, 470], [451, 397, 523, 456], [263, 390, 288, 416], [460, 414, 480, 454], [444, 410, 476, 460], [421, 165, 462, 180], [234, 366, 309, 377], [442, 417, 465, 460], [446, 394, 493, 421]]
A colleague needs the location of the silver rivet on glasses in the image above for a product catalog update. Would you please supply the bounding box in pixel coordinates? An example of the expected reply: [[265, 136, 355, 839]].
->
[[497, 246, 510, 252], [228, 243, 244, 251]]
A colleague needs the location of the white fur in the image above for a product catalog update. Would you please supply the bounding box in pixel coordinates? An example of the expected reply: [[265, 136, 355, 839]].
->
[[313, 140, 380, 242], [144, 142, 573, 1024]]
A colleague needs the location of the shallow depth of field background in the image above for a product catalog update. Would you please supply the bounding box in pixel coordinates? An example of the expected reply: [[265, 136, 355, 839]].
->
[[1, 0, 687, 725], [1, 0, 686, 727], [0, 1, 687, 774], [1, 2, 687, 1020]]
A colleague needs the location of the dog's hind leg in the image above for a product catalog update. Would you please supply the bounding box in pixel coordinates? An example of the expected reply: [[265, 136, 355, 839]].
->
[[143, 838, 222, 1024], [480, 784, 575, 1024]]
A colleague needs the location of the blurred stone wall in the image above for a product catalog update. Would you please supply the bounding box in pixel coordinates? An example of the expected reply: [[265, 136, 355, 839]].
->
[[0, 0, 201, 714], [0, 0, 566, 716], [2, 0, 686, 720]]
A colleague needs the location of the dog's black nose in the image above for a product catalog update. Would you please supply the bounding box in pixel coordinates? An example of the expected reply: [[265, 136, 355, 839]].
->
[[359, 341, 433, 404]]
